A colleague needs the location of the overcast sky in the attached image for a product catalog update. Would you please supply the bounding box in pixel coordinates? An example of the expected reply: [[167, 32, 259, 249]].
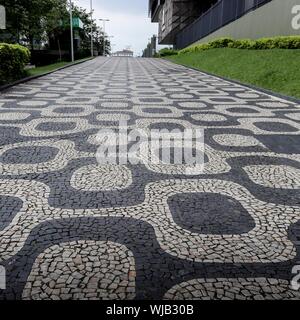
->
[[76, 0, 160, 56]]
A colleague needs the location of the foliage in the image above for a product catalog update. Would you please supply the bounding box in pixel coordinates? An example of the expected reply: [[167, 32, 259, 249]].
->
[[156, 48, 178, 57], [0, 0, 68, 47], [0, 0, 111, 57], [180, 37, 234, 54], [228, 39, 256, 49], [253, 36, 300, 49], [0, 43, 30, 84], [179, 36, 300, 54], [206, 37, 234, 48]]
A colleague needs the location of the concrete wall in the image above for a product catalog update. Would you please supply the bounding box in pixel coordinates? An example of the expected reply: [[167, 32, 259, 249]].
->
[[193, 0, 300, 45]]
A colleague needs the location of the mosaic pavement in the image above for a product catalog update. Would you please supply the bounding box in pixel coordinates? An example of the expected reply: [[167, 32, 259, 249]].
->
[[0, 57, 300, 300]]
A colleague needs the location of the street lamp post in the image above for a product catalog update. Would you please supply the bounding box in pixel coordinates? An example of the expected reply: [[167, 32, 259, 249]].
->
[[99, 19, 110, 56], [111, 44, 116, 56], [90, 0, 93, 57], [69, 0, 74, 62]]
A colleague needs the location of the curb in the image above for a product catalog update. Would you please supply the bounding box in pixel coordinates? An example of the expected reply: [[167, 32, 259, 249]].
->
[[163, 58, 300, 104], [0, 57, 95, 93]]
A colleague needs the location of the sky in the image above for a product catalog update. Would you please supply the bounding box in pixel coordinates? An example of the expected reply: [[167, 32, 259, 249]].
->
[[76, 0, 160, 56]]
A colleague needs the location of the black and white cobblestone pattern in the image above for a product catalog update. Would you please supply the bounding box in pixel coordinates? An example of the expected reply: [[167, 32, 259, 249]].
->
[[0, 57, 300, 300]]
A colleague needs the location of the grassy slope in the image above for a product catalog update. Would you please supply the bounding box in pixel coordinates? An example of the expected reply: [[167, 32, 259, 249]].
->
[[167, 48, 300, 99], [26, 58, 92, 77]]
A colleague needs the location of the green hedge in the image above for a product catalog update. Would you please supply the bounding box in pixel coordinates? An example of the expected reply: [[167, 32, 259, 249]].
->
[[155, 48, 178, 57], [179, 36, 300, 54], [0, 43, 31, 85]]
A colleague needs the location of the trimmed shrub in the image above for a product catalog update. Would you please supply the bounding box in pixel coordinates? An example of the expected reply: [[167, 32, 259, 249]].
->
[[278, 36, 300, 49], [178, 36, 300, 54], [0, 43, 31, 85], [179, 47, 193, 54], [253, 37, 278, 49], [179, 39, 232, 54], [206, 37, 234, 48], [228, 39, 255, 49], [253, 36, 300, 49], [179, 43, 210, 54], [157, 48, 178, 57]]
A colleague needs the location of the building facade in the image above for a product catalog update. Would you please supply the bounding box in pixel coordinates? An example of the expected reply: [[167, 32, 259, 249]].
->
[[149, 0, 217, 44], [112, 49, 134, 57], [149, 0, 300, 49]]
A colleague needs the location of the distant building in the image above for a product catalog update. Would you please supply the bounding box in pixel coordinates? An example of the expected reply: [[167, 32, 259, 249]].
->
[[112, 49, 134, 57], [142, 35, 157, 58], [149, 0, 299, 49]]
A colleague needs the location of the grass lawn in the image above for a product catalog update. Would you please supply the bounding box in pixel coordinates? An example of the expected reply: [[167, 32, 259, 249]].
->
[[166, 48, 300, 99], [26, 57, 93, 77]]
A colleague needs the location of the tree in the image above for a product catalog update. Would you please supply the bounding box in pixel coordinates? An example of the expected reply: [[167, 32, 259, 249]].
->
[[0, 0, 111, 57], [0, 0, 68, 48]]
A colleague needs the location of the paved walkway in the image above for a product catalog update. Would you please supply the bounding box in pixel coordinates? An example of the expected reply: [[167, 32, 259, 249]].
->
[[0, 57, 300, 300]]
